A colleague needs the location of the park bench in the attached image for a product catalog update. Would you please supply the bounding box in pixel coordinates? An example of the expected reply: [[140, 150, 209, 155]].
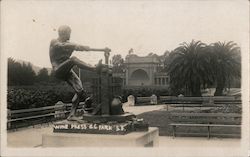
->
[[163, 96, 239, 104], [165, 98, 241, 111], [168, 103, 241, 111], [214, 99, 241, 104], [164, 99, 203, 104], [7, 102, 84, 130], [166, 104, 216, 111], [169, 112, 241, 139]]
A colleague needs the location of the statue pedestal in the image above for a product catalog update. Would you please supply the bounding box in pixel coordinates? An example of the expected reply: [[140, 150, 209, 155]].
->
[[42, 127, 159, 147]]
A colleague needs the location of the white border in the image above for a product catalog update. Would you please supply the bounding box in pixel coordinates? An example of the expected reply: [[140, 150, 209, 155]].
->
[[1, 0, 249, 157]]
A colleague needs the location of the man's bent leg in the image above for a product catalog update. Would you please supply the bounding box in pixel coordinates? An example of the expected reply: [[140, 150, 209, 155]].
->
[[54, 60, 75, 79], [67, 93, 79, 120], [66, 71, 88, 120], [70, 56, 96, 72], [54, 57, 97, 80]]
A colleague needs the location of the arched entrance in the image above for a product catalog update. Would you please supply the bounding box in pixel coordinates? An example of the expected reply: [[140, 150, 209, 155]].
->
[[129, 69, 150, 86]]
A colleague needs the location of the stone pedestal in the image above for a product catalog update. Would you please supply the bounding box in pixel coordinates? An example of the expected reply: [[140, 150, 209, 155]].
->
[[42, 127, 159, 147], [127, 95, 135, 106]]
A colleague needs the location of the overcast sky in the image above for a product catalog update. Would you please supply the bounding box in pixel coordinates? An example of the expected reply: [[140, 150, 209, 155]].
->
[[1, 0, 248, 68]]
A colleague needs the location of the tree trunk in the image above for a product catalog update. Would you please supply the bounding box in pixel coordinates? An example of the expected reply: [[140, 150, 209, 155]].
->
[[214, 78, 225, 96]]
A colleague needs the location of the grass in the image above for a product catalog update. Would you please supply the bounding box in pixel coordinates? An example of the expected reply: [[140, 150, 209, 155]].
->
[[137, 110, 172, 136], [137, 107, 241, 137]]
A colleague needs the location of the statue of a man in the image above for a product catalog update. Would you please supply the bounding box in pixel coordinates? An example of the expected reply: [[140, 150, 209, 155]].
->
[[49, 25, 110, 121]]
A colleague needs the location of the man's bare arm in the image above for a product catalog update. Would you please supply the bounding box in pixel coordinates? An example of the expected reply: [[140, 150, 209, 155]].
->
[[51, 39, 111, 52], [51, 39, 75, 50], [81, 47, 111, 53], [51, 39, 88, 51]]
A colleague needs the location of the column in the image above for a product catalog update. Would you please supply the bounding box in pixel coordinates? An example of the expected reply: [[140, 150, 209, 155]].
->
[[101, 72, 111, 115], [162, 78, 165, 85], [158, 78, 161, 85]]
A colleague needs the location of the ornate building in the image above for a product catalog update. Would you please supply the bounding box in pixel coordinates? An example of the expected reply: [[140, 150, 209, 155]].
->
[[79, 52, 170, 90], [116, 53, 170, 89]]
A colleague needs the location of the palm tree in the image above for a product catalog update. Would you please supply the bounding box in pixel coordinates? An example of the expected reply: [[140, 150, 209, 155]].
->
[[167, 40, 212, 96], [210, 41, 241, 96]]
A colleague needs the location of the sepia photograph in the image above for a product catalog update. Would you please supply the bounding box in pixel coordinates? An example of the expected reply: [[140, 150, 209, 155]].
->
[[0, 0, 249, 157]]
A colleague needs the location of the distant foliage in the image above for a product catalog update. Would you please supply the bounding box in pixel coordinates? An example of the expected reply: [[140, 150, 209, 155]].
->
[[111, 54, 125, 73], [167, 40, 210, 96], [8, 58, 61, 86], [8, 58, 36, 86], [166, 40, 241, 96], [210, 41, 241, 96], [36, 68, 50, 83], [7, 58, 89, 110]]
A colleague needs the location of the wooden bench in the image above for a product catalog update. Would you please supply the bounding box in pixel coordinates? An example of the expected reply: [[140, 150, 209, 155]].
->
[[168, 103, 240, 111], [214, 100, 242, 105], [163, 96, 240, 104], [169, 112, 241, 138], [8, 106, 65, 130], [165, 99, 241, 111], [7, 102, 84, 130], [164, 100, 203, 104]]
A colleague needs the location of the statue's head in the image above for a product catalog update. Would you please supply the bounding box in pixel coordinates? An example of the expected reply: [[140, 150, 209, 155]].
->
[[58, 25, 71, 41]]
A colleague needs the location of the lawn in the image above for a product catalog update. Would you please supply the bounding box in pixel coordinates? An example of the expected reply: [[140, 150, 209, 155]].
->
[[137, 106, 241, 137]]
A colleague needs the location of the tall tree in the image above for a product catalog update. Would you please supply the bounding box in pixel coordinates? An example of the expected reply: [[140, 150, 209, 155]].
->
[[160, 50, 171, 71], [37, 68, 50, 83], [112, 54, 125, 73], [20, 63, 36, 85], [167, 40, 212, 96], [8, 58, 22, 86], [210, 41, 241, 96], [8, 58, 36, 86]]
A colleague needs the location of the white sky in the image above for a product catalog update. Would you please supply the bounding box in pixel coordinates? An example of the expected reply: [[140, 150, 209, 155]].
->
[[1, 0, 248, 68]]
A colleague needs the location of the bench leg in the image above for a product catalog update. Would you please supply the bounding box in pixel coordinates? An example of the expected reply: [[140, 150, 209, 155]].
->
[[173, 126, 176, 138], [207, 126, 211, 139]]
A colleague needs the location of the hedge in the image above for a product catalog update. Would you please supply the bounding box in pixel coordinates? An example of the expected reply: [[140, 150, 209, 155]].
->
[[7, 84, 77, 110]]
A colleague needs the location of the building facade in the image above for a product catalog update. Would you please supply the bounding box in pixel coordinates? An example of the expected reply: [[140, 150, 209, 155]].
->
[[123, 54, 169, 89], [79, 53, 170, 90]]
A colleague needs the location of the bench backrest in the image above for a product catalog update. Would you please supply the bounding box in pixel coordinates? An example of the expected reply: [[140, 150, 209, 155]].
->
[[170, 112, 241, 125], [8, 102, 85, 122], [162, 96, 241, 104]]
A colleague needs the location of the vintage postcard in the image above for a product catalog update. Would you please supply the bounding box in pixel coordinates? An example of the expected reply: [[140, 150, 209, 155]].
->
[[0, 0, 249, 157]]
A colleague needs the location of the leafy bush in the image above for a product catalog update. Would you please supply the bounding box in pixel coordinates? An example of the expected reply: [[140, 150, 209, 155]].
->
[[7, 84, 76, 110]]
